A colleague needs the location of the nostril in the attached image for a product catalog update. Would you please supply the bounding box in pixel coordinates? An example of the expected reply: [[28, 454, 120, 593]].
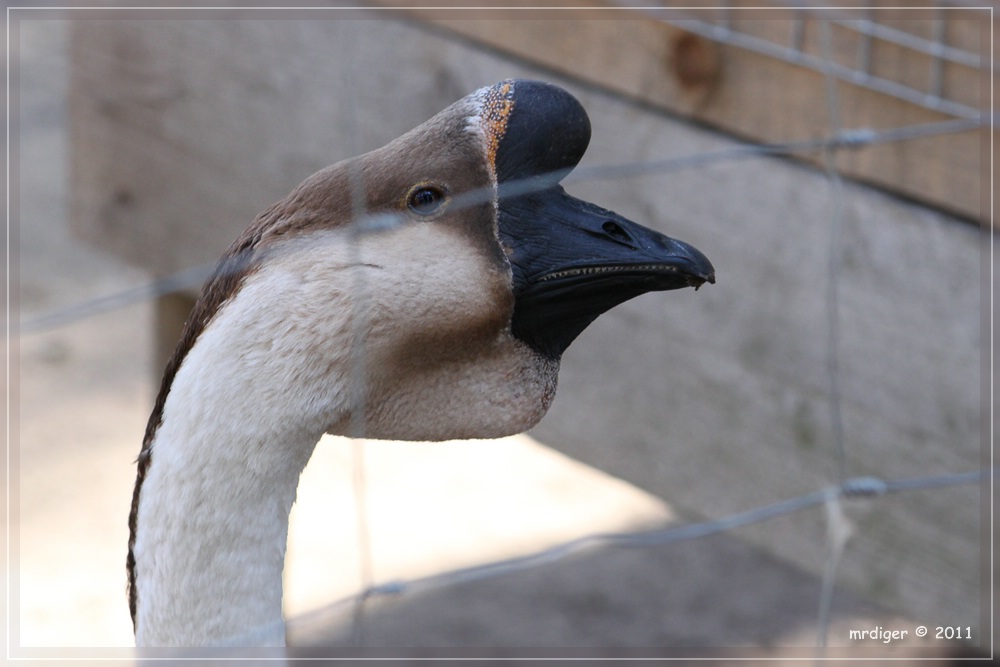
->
[[602, 220, 631, 243]]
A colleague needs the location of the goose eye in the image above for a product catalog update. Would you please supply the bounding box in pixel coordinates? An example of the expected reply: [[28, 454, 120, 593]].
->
[[407, 184, 448, 216]]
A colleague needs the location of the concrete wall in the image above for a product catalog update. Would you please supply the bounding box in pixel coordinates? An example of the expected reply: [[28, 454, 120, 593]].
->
[[69, 17, 984, 634]]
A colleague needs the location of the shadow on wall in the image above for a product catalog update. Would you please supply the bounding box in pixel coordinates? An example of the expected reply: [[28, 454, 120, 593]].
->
[[289, 529, 934, 651]]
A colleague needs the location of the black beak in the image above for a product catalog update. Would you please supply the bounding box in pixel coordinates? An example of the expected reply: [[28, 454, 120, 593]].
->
[[500, 185, 715, 359]]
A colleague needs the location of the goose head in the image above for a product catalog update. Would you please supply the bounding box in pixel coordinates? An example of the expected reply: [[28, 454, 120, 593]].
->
[[170, 79, 714, 444]]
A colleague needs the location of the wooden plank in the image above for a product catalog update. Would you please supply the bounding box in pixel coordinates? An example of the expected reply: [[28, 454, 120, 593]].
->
[[379, 7, 990, 223]]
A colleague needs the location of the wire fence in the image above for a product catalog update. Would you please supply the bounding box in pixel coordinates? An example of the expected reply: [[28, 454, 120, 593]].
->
[[13, 8, 993, 657], [628, 0, 994, 120], [16, 116, 987, 337]]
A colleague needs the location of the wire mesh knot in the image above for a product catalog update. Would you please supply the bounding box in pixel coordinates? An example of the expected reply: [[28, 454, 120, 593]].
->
[[839, 476, 889, 498], [369, 580, 407, 597], [831, 128, 878, 149]]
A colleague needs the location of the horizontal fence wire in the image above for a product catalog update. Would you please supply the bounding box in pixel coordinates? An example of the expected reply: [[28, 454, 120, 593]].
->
[[18, 263, 216, 334], [295, 470, 991, 629], [16, 115, 987, 337]]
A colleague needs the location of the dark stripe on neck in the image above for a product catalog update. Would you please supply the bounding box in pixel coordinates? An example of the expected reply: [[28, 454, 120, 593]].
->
[[126, 213, 275, 630]]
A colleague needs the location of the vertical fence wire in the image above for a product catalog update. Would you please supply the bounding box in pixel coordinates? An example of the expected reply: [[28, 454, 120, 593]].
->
[[337, 24, 378, 647], [814, 19, 851, 653]]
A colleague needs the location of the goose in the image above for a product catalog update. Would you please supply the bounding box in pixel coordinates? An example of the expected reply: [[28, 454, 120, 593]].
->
[[127, 79, 715, 647]]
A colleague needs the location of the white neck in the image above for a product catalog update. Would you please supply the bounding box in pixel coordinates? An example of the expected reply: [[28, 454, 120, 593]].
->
[[133, 424, 316, 646], [132, 263, 348, 647], [131, 228, 558, 646]]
